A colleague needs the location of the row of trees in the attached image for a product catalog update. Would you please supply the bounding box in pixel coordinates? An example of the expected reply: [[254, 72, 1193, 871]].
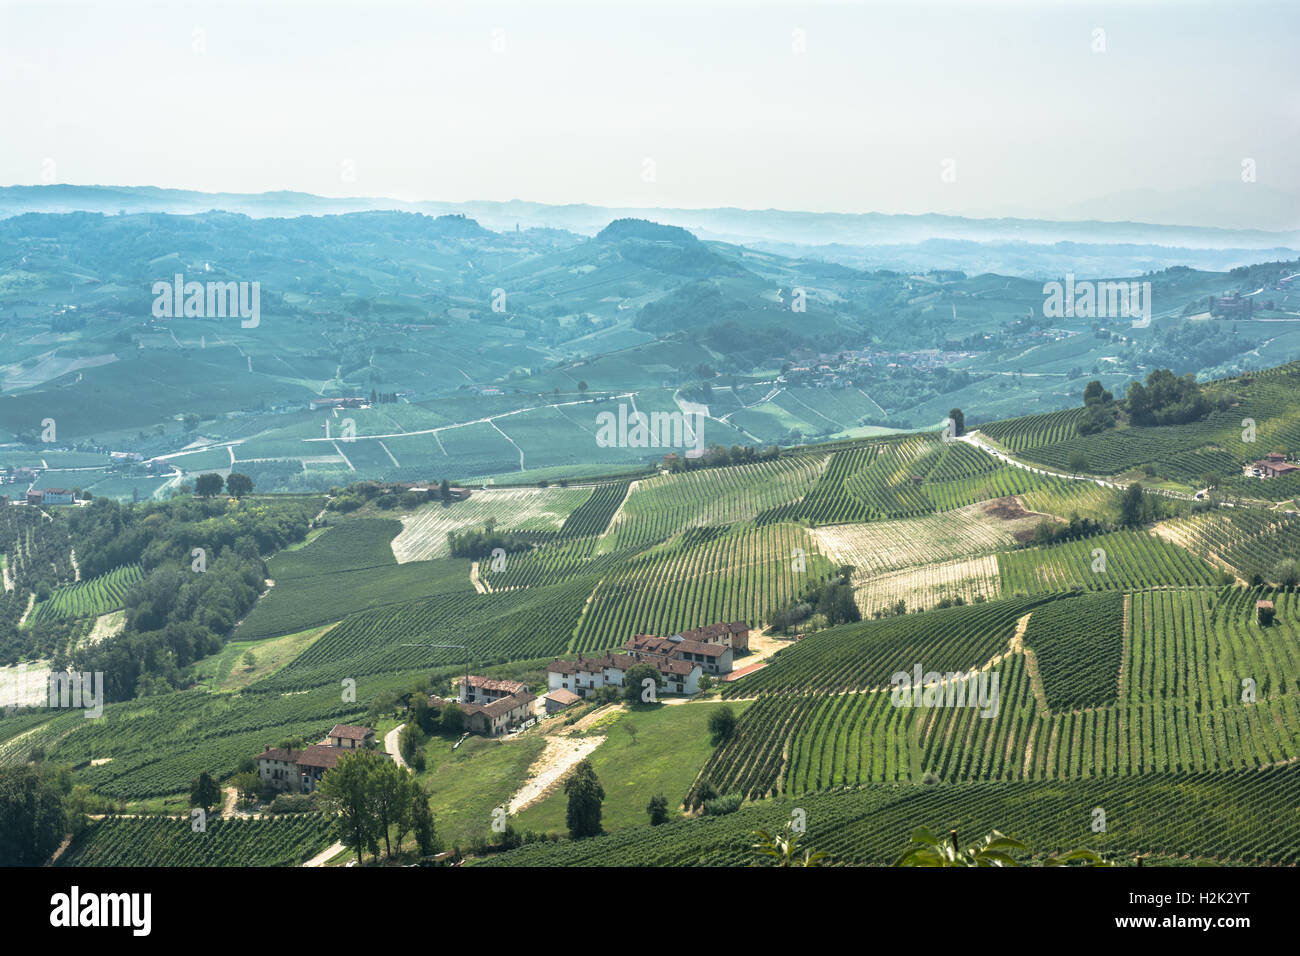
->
[[194, 472, 254, 498], [318, 750, 437, 865]]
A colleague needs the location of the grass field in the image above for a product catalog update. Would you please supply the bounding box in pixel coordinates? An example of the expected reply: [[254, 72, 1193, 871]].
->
[[511, 701, 752, 834], [416, 733, 547, 851], [236, 519, 475, 639]]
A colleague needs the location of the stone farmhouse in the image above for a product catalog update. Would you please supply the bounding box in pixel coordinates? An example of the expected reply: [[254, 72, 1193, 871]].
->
[[254, 723, 378, 794], [430, 675, 536, 737]]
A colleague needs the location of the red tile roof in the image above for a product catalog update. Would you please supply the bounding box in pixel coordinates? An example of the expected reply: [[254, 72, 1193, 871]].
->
[[328, 724, 374, 741]]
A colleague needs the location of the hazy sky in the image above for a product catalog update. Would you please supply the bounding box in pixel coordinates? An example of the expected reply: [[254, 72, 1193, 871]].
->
[[2, 0, 1296, 218]]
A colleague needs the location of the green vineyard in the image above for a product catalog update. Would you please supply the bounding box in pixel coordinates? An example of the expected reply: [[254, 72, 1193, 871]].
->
[[482, 766, 1300, 866], [1021, 591, 1125, 710], [58, 814, 335, 866], [29, 564, 143, 623], [997, 530, 1218, 593]]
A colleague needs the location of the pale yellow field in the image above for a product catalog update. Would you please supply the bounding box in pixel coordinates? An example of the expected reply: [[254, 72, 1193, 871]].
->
[[390, 487, 591, 562], [855, 554, 1001, 616], [811, 500, 1043, 576]]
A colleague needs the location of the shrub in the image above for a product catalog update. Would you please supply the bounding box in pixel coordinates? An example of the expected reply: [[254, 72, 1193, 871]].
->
[[703, 793, 743, 816]]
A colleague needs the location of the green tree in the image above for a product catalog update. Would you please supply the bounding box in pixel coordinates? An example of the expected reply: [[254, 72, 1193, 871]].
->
[[242, 650, 256, 669], [1119, 483, 1145, 527], [1068, 450, 1090, 475], [189, 771, 221, 813], [708, 705, 737, 745], [1271, 558, 1299, 589], [0, 764, 68, 865], [194, 473, 224, 498], [564, 758, 605, 839], [229, 771, 261, 801], [225, 473, 254, 498], [623, 663, 662, 702], [318, 750, 385, 865], [647, 794, 670, 826], [399, 723, 424, 765], [409, 694, 436, 734], [412, 794, 438, 856], [440, 701, 464, 734], [369, 759, 415, 859]]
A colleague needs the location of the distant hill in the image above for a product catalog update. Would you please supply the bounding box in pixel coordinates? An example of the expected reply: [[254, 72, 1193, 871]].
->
[[596, 218, 699, 244]]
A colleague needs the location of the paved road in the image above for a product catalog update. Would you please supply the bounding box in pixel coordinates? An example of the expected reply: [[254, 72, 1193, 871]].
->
[[385, 723, 409, 770]]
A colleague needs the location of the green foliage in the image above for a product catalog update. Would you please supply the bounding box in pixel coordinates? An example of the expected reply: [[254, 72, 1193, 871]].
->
[[195, 474, 224, 498], [894, 826, 1026, 867], [708, 705, 737, 746], [189, 771, 221, 812], [0, 763, 68, 865], [564, 759, 605, 840], [623, 663, 661, 702], [752, 821, 827, 867], [482, 767, 1300, 867], [647, 794, 670, 826]]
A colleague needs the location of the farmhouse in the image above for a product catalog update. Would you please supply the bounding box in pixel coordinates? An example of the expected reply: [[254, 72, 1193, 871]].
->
[[625, 633, 734, 676], [543, 688, 582, 713], [1244, 452, 1299, 478], [459, 691, 537, 737], [27, 488, 74, 505], [1211, 293, 1253, 318], [547, 649, 703, 699], [309, 396, 366, 410], [430, 673, 537, 736], [256, 744, 346, 794], [673, 620, 750, 652], [255, 724, 377, 792], [456, 675, 528, 705], [327, 724, 375, 749]]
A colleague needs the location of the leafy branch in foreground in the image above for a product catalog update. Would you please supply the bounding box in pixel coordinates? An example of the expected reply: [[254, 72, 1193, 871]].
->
[[751, 822, 828, 867], [893, 826, 1109, 867]]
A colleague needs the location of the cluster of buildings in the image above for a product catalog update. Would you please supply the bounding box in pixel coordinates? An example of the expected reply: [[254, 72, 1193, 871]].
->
[[779, 347, 977, 389], [543, 620, 750, 708], [430, 676, 537, 737], [254, 724, 378, 794], [1211, 293, 1254, 319], [1244, 452, 1299, 479], [25, 488, 76, 506]]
